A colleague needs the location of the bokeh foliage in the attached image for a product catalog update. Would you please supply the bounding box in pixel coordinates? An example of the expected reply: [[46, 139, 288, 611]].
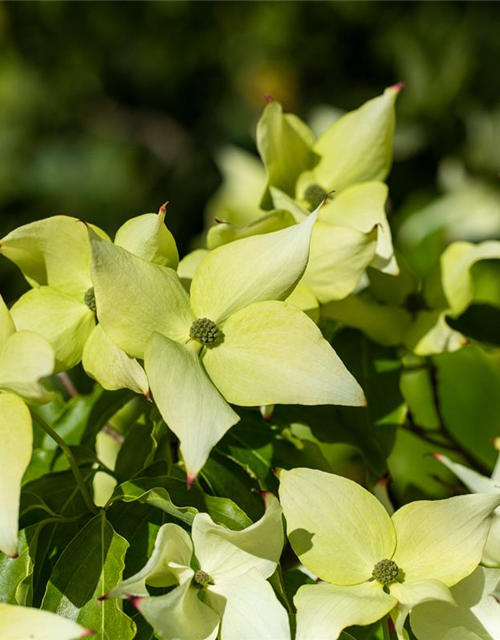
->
[[1, 0, 500, 300]]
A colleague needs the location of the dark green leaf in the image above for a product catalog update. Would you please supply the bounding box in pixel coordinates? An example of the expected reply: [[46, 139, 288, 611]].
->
[[115, 420, 157, 481], [42, 514, 136, 640], [0, 524, 42, 605]]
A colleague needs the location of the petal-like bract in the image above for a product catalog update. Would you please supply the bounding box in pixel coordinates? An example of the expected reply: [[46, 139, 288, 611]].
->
[[257, 101, 318, 196], [0, 603, 91, 640], [89, 232, 194, 358], [135, 582, 220, 640], [410, 567, 500, 640], [114, 211, 179, 269], [318, 181, 398, 275], [192, 493, 284, 581], [303, 85, 399, 193], [207, 570, 290, 640], [82, 325, 148, 395], [0, 393, 33, 557], [145, 333, 239, 479], [203, 301, 365, 407], [391, 494, 500, 587], [10, 287, 95, 372], [109, 523, 194, 598], [294, 581, 397, 640], [0, 295, 16, 347], [0, 215, 95, 298], [301, 222, 378, 303], [0, 330, 55, 402], [279, 468, 396, 585], [389, 580, 455, 640], [190, 212, 317, 325]]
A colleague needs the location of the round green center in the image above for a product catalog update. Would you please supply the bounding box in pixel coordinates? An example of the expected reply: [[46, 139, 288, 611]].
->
[[304, 183, 328, 211], [190, 317, 218, 345], [84, 287, 96, 313], [372, 559, 400, 585], [192, 569, 212, 590]]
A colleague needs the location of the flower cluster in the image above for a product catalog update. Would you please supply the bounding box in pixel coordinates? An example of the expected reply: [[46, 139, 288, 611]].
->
[[1, 85, 500, 640]]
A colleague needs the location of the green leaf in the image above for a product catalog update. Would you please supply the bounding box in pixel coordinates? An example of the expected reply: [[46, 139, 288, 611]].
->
[[216, 410, 333, 491], [81, 387, 136, 447], [200, 452, 265, 523], [435, 344, 500, 468], [20, 469, 96, 606], [388, 428, 457, 503], [42, 514, 136, 640], [111, 462, 252, 531], [114, 421, 157, 481], [0, 524, 41, 605]]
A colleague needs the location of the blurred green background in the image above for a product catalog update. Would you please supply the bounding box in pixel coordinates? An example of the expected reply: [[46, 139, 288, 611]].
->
[[1, 0, 500, 299]]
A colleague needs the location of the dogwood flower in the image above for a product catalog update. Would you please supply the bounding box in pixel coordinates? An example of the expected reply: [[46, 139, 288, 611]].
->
[[106, 493, 289, 640], [0, 603, 92, 639], [279, 468, 500, 640], [0, 208, 178, 393], [88, 211, 364, 479], [206, 86, 401, 310], [0, 294, 54, 557], [410, 566, 500, 640], [434, 451, 500, 567]]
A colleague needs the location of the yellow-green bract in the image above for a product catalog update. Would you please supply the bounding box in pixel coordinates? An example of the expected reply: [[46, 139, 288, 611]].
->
[[410, 566, 500, 640], [434, 451, 500, 567], [0, 294, 54, 557], [89, 210, 365, 480], [106, 493, 289, 640], [279, 467, 500, 640], [0, 210, 178, 393], [0, 603, 92, 639]]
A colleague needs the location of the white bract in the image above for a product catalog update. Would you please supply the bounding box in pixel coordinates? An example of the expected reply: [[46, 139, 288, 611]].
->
[[434, 451, 500, 567], [107, 493, 289, 640], [0, 295, 54, 557], [410, 566, 500, 640], [279, 468, 500, 640], [0, 603, 92, 639]]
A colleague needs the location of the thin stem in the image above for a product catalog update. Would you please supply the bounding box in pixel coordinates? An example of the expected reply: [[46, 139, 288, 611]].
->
[[57, 372, 78, 398], [32, 412, 98, 515], [382, 616, 391, 640]]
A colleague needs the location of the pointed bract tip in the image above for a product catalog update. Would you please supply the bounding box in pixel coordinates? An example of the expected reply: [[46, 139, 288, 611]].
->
[[258, 490, 273, 505], [259, 404, 274, 421], [144, 389, 152, 402], [432, 452, 445, 461], [361, 398, 368, 408], [186, 472, 197, 488], [130, 596, 143, 610], [214, 217, 229, 225], [272, 467, 283, 479], [97, 592, 110, 601], [492, 437, 500, 451], [159, 201, 169, 215], [81, 630, 95, 637], [77, 218, 90, 228], [264, 93, 274, 104], [390, 81, 405, 93], [375, 475, 390, 487]]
